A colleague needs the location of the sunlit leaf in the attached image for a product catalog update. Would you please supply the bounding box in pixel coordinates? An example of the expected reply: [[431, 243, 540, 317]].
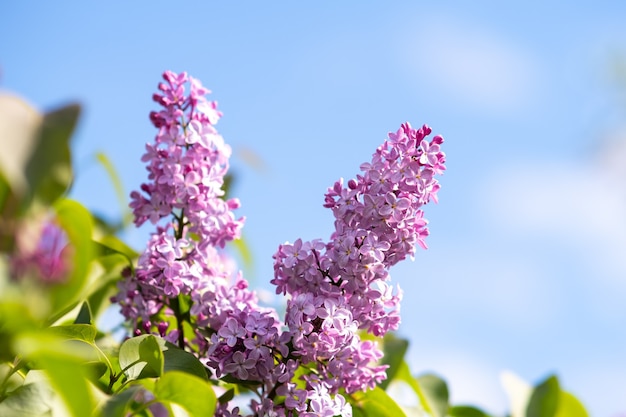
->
[[555, 391, 589, 417], [0, 172, 9, 212], [0, 173, 18, 250], [153, 371, 217, 417], [379, 333, 409, 390], [93, 234, 138, 262], [231, 235, 253, 272], [50, 199, 95, 315], [119, 334, 164, 380], [526, 375, 559, 417], [351, 386, 407, 417], [0, 94, 43, 199], [0, 301, 39, 361], [47, 323, 97, 344], [0, 380, 54, 417], [395, 362, 434, 416], [24, 103, 80, 207], [416, 373, 449, 417], [394, 365, 449, 417], [13, 332, 100, 371], [84, 253, 130, 321], [44, 356, 95, 417], [449, 405, 493, 417], [0, 362, 25, 396], [0, 94, 43, 248], [12, 339, 97, 417], [95, 152, 132, 228]]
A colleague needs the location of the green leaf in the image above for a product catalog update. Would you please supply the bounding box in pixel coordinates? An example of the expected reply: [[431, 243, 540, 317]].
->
[[84, 250, 134, 322], [50, 199, 95, 315], [13, 331, 98, 364], [154, 371, 216, 416], [102, 385, 141, 417], [85, 360, 109, 381], [119, 335, 164, 380], [555, 391, 589, 417], [0, 381, 54, 417], [0, 362, 25, 397], [24, 103, 79, 207], [0, 171, 9, 210], [0, 96, 79, 251], [79, 253, 128, 322], [95, 152, 132, 228], [162, 341, 209, 381], [526, 375, 560, 417], [416, 373, 449, 417], [0, 173, 18, 251], [74, 301, 93, 325], [12, 334, 102, 417], [218, 388, 235, 404], [222, 173, 234, 199], [351, 386, 407, 417], [379, 333, 409, 390], [231, 235, 253, 273], [47, 323, 97, 344], [0, 94, 43, 248], [30, 349, 96, 417], [0, 94, 43, 200], [0, 301, 41, 361], [93, 234, 138, 262], [449, 405, 493, 417], [394, 362, 434, 416]]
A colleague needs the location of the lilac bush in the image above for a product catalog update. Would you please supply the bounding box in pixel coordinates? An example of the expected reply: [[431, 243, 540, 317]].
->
[[114, 71, 445, 416]]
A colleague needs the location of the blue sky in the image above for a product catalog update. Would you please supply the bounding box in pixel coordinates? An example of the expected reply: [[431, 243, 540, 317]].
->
[[2, 1, 626, 415]]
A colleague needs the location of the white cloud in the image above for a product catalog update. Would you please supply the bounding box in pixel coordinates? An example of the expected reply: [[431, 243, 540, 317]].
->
[[482, 133, 626, 321], [400, 15, 540, 112], [397, 243, 560, 330]]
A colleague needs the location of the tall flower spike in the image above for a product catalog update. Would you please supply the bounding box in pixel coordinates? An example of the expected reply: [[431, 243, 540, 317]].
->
[[272, 121, 445, 396], [115, 71, 246, 345]]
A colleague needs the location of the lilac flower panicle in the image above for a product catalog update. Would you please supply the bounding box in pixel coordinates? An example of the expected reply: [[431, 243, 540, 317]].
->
[[116, 71, 445, 416], [272, 121, 445, 396], [10, 218, 71, 284]]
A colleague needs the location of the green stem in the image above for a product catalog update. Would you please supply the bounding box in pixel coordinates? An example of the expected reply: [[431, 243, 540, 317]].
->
[[111, 358, 146, 393], [0, 357, 22, 400], [174, 208, 186, 240], [168, 205, 188, 350], [169, 297, 186, 350], [0, 356, 24, 402], [107, 369, 120, 393]]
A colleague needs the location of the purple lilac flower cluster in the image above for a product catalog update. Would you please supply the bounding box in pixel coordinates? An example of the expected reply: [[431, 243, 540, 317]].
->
[[10, 218, 70, 284], [271, 122, 446, 400], [114, 70, 247, 348], [116, 71, 445, 417]]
